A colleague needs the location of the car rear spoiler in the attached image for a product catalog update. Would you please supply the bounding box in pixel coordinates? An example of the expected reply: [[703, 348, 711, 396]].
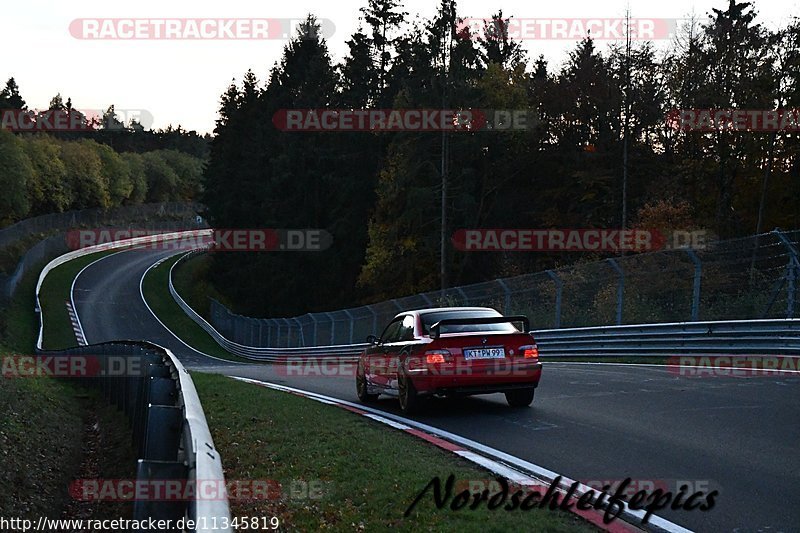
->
[[429, 315, 530, 338]]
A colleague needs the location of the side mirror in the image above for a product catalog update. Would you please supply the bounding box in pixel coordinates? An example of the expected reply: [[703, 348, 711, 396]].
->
[[366, 334, 379, 345]]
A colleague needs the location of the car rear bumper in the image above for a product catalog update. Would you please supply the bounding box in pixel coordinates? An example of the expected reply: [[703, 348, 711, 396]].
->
[[407, 360, 542, 395]]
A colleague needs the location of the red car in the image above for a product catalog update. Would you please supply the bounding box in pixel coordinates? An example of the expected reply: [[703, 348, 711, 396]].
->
[[355, 307, 542, 414]]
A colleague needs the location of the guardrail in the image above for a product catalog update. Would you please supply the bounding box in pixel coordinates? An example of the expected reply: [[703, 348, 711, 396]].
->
[[35, 230, 230, 532], [534, 319, 800, 356], [36, 229, 213, 351], [170, 251, 800, 361], [168, 251, 364, 362], [38, 341, 231, 531]]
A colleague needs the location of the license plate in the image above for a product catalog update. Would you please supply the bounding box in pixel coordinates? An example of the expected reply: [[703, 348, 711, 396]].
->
[[463, 347, 505, 360]]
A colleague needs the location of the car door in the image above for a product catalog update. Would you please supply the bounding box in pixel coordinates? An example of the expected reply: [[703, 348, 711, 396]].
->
[[366, 318, 402, 389], [382, 314, 416, 390]]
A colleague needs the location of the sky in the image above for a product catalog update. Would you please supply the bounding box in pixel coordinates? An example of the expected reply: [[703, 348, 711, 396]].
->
[[3, 0, 797, 134]]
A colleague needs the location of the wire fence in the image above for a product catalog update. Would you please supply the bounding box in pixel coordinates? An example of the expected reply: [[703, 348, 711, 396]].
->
[[204, 229, 800, 348], [0, 202, 202, 249], [0, 202, 204, 306]]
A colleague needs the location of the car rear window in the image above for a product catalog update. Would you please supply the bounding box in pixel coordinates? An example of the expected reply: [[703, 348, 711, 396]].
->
[[420, 310, 520, 335]]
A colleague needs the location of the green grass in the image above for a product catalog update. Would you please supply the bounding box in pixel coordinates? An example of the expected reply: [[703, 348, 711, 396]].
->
[[172, 252, 231, 320], [0, 374, 137, 520], [38, 250, 116, 350], [0, 252, 136, 520], [192, 373, 594, 532], [2, 260, 47, 353], [0, 232, 52, 274], [141, 254, 245, 362]]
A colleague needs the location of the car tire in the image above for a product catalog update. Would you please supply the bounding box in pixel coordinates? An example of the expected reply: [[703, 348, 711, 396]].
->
[[398, 373, 420, 414], [505, 387, 535, 408], [356, 362, 379, 403]]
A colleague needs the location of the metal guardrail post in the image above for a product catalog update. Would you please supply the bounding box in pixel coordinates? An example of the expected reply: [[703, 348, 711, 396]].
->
[[310, 314, 319, 346], [456, 287, 469, 305], [546, 270, 563, 328], [606, 258, 624, 325], [282, 318, 292, 347], [344, 310, 355, 344], [326, 312, 336, 345], [773, 228, 799, 318], [686, 249, 702, 321], [368, 305, 378, 337], [496, 279, 512, 315], [294, 318, 305, 347]]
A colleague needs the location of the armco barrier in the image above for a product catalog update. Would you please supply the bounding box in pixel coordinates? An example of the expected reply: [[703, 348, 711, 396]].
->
[[168, 250, 365, 362], [35, 230, 230, 532], [170, 251, 800, 360], [533, 319, 800, 356], [36, 229, 213, 351], [38, 341, 231, 531]]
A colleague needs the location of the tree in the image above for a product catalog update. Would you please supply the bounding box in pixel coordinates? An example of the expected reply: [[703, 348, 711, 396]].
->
[[339, 28, 378, 107], [120, 152, 148, 204], [101, 105, 125, 130], [141, 151, 179, 202], [477, 11, 526, 69], [22, 135, 72, 214], [158, 149, 203, 199], [0, 78, 26, 109], [360, 0, 407, 104], [60, 139, 110, 209], [48, 93, 66, 111], [671, 1, 776, 236], [92, 141, 133, 205], [0, 129, 32, 223]]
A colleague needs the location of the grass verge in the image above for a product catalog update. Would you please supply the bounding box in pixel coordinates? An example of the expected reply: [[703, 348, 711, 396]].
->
[[38, 249, 117, 350], [2, 260, 47, 353], [141, 254, 245, 362], [0, 252, 136, 521], [192, 373, 595, 532], [0, 375, 137, 521], [172, 252, 231, 320]]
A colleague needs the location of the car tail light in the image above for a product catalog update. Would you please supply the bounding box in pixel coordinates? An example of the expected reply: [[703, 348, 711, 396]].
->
[[425, 350, 451, 364], [520, 345, 539, 359]]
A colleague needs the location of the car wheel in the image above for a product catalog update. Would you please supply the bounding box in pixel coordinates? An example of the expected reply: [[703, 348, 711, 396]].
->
[[398, 373, 420, 414], [505, 387, 535, 408], [356, 362, 379, 403]]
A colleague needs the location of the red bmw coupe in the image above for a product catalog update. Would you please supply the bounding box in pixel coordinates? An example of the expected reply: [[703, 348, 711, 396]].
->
[[355, 307, 542, 414]]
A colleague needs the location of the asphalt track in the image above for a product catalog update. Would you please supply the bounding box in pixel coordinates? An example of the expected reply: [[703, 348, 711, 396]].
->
[[71, 246, 800, 533]]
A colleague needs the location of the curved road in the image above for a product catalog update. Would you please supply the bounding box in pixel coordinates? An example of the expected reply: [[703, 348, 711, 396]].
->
[[71, 246, 800, 533]]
